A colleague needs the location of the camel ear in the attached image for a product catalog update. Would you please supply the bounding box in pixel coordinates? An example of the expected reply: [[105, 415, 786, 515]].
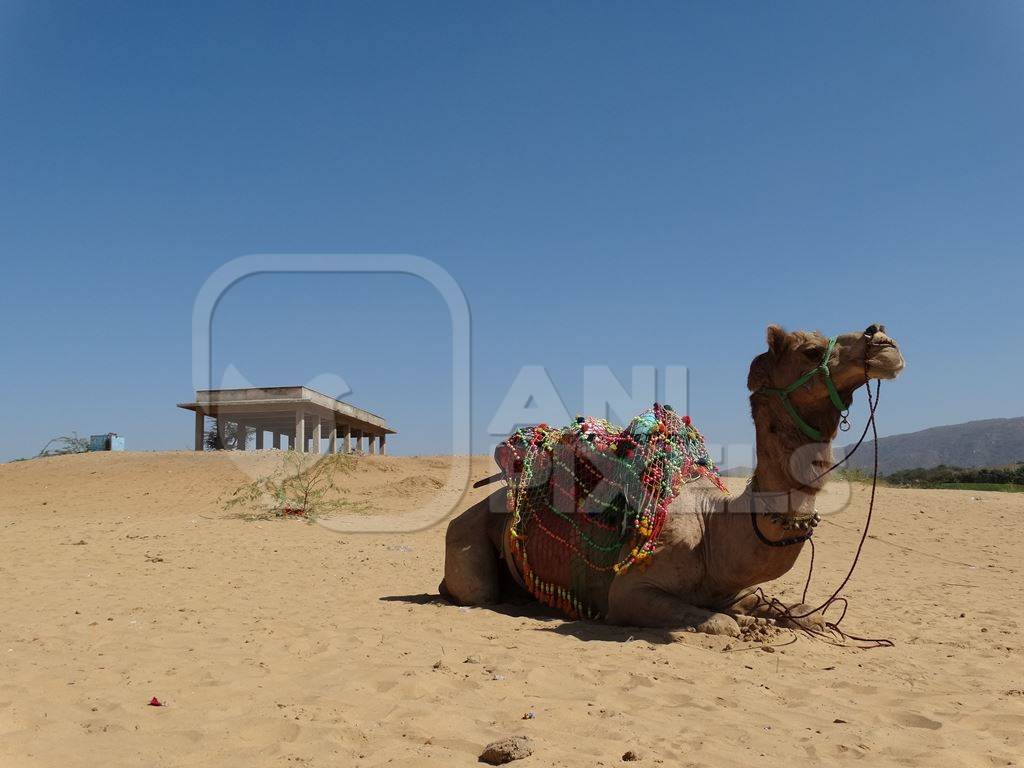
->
[[766, 325, 787, 355], [747, 352, 772, 392]]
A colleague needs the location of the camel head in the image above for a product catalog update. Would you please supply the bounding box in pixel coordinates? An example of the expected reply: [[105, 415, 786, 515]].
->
[[747, 323, 905, 447]]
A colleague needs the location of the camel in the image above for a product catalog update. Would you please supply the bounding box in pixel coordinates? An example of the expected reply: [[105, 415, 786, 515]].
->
[[440, 324, 905, 637]]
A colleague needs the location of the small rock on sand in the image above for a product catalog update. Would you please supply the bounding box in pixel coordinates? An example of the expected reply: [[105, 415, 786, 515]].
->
[[479, 735, 534, 764], [622, 748, 643, 761]]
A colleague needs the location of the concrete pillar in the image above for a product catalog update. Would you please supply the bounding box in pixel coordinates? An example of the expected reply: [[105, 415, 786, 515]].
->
[[353, 429, 363, 452], [194, 412, 205, 451], [272, 432, 281, 449], [342, 424, 351, 453], [328, 423, 337, 453], [311, 417, 322, 454], [368, 432, 377, 455], [236, 423, 248, 450], [378, 434, 386, 455], [255, 429, 264, 450], [295, 411, 306, 453]]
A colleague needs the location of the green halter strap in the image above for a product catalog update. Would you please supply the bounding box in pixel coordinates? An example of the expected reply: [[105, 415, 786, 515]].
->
[[758, 336, 849, 442]]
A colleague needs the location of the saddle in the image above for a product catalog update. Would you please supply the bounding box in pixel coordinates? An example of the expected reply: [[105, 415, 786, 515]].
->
[[495, 403, 727, 619]]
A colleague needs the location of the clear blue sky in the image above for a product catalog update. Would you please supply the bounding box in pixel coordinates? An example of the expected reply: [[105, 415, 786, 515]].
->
[[2, 1, 1022, 462]]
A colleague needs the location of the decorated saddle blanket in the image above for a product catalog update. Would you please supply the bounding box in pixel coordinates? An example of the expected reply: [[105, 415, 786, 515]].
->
[[496, 403, 728, 620]]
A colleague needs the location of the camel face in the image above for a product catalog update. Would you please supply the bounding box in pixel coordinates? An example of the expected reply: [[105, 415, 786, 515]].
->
[[860, 324, 905, 380], [748, 323, 905, 429], [832, 323, 905, 387]]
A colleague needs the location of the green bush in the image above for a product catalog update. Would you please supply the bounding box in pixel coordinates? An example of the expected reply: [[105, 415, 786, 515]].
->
[[38, 433, 90, 457], [224, 450, 361, 521], [885, 462, 1024, 490], [835, 467, 883, 485]]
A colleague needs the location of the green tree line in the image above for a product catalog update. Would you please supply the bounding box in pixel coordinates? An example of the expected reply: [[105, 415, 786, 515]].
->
[[884, 462, 1024, 488]]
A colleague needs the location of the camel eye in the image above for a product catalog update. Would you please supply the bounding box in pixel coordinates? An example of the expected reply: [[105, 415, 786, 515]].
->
[[798, 343, 824, 359]]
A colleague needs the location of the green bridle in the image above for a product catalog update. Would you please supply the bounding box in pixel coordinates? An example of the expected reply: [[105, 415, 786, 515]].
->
[[758, 336, 850, 441]]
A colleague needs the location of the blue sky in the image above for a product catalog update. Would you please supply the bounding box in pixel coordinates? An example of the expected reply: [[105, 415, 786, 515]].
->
[[1, 1, 1022, 461]]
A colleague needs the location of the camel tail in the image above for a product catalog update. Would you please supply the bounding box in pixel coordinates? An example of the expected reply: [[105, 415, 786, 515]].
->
[[472, 472, 504, 489]]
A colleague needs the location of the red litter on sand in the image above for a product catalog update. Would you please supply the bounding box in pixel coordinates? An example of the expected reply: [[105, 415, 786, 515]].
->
[[148, 697, 163, 707]]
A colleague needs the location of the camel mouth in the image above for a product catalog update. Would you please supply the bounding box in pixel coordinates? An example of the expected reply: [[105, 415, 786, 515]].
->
[[866, 343, 905, 380]]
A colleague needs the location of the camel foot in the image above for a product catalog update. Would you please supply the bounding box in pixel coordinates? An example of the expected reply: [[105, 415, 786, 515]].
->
[[691, 612, 741, 638], [730, 593, 826, 632]]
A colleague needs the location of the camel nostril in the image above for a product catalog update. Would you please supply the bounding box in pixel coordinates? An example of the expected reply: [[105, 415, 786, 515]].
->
[[864, 323, 886, 337]]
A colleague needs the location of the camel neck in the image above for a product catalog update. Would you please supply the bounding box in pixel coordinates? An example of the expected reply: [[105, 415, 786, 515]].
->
[[732, 424, 829, 559], [750, 400, 836, 515], [748, 471, 820, 518]]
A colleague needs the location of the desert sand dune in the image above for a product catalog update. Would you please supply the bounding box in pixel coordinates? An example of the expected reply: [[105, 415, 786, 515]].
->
[[0, 451, 1021, 767]]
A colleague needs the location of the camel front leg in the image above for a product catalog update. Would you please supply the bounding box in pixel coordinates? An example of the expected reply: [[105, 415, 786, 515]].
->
[[606, 585, 741, 637], [729, 591, 826, 631]]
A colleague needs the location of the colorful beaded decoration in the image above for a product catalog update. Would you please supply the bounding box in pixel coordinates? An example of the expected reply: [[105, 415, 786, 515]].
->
[[496, 403, 728, 620]]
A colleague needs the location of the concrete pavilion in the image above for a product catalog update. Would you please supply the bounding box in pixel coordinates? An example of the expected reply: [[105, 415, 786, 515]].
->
[[177, 387, 394, 455]]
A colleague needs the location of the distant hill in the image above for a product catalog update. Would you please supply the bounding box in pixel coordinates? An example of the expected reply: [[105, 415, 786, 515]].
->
[[840, 417, 1024, 474]]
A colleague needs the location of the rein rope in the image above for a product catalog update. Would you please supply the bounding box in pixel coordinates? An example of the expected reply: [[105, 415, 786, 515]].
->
[[743, 358, 892, 649]]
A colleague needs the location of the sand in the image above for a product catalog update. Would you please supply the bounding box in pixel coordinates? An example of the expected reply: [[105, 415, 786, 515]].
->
[[0, 451, 1021, 767]]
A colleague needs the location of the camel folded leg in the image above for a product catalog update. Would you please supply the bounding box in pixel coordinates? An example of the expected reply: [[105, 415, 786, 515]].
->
[[606, 586, 741, 637]]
